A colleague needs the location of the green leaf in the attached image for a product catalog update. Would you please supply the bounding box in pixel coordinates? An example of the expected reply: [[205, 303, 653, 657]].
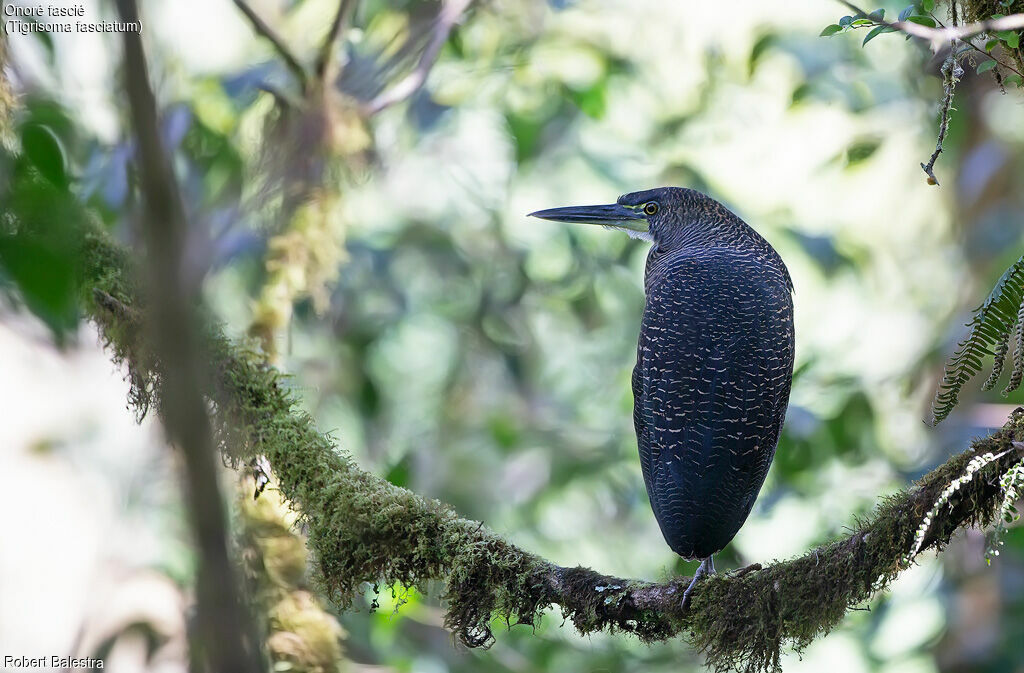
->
[[790, 82, 812, 105], [869, 8, 885, 20], [906, 15, 937, 27], [998, 30, 1020, 49], [0, 149, 83, 343], [506, 111, 546, 164], [20, 123, 68, 187], [862, 25, 889, 46], [1005, 74, 1023, 88], [977, 59, 998, 74], [566, 79, 608, 119], [748, 33, 777, 75], [839, 15, 853, 27], [820, 24, 843, 36], [384, 454, 413, 487], [845, 138, 881, 165], [852, 18, 874, 26], [985, 38, 1000, 51], [898, 5, 915, 21], [922, 0, 935, 11]]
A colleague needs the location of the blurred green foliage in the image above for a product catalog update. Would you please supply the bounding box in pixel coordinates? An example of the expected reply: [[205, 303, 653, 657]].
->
[[0, 100, 83, 342]]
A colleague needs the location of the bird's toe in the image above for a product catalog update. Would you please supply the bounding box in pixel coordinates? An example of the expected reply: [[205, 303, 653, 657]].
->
[[680, 556, 712, 610]]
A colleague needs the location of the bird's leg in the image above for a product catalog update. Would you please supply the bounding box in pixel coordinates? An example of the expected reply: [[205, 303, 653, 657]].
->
[[681, 555, 715, 610]]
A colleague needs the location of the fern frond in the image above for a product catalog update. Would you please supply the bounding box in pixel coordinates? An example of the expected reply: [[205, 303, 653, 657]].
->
[[982, 332, 1010, 391], [932, 255, 1024, 424], [906, 447, 1014, 564], [1005, 302, 1024, 395], [986, 454, 1024, 565]]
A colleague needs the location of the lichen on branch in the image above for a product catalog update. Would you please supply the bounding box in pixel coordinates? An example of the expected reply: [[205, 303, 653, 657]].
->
[[78, 223, 1024, 673]]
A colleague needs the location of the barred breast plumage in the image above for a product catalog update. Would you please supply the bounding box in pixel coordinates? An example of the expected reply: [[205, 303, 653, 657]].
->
[[634, 244, 793, 559]]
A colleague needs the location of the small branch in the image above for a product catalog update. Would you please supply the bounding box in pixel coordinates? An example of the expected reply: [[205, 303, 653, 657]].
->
[[959, 40, 1024, 79], [838, 0, 1024, 51], [921, 50, 963, 186], [315, 0, 358, 82], [835, 0, 1023, 77], [233, 0, 309, 91], [363, 0, 472, 115], [114, 1, 261, 671]]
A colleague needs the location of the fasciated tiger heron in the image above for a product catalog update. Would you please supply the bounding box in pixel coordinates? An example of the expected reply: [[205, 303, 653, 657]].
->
[[530, 187, 794, 605]]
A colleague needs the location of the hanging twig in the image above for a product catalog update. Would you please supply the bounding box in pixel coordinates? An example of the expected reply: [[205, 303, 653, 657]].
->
[[315, 0, 359, 81], [921, 50, 963, 186], [834, 1, 978, 184], [233, 0, 309, 91], [363, 0, 473, 115]]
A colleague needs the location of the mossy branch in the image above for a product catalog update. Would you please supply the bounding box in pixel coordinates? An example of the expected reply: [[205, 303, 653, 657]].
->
[[78, 225, 1024, 673]]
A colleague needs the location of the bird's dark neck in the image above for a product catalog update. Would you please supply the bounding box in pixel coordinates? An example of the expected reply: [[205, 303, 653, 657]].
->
[[644, 213, 793, 294]]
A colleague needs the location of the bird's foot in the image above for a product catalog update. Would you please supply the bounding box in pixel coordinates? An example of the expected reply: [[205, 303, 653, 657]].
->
[[680, 555, 714, 611]]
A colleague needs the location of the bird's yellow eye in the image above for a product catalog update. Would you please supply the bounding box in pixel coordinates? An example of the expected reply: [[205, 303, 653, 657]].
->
[[643, 202, 659, 216]]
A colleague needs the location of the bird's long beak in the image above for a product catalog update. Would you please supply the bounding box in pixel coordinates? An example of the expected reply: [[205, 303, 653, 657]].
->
[[528, 203, 648, 233]]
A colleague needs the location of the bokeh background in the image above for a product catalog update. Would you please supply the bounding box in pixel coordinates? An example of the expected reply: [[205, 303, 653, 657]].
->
[[3, 0, 1024, 670]]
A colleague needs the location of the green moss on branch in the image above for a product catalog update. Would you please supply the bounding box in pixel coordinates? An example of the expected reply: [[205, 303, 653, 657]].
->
[[78, 223, 1024, 673]]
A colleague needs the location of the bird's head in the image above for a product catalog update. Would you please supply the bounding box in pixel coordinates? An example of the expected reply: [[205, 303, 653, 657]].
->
[[528, 186, 726, 251]]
